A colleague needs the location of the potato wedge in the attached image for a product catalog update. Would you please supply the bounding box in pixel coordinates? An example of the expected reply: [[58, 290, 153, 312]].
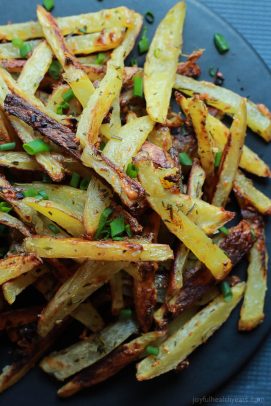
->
[[212, 99, 247, 207], [144, 2, 186, 123], [174, 74, 271, 141], [37, 5, 95, 107], [76, 63, 123, 146], [23, 198, 84, 237], [3, 265, 48, 304], [239, 220, 268, 330], [71, 303, 105, 333], [0, 151, 41, 171], [0, 255, 42, 285], [233, 170, 271, 215], [17, 41, 52, 94], [58, 330, 164, 397], [136, 282, 245, 380], [188, 97, 214, 182], [38, 260, 126, 337], [100, 96, 122, 140], [103, 116, 154, 169], [40, 319, 138, 380], [24, 236, 173, 262], [0, 7, 133, 41], [137, 159, 232, 279], [0, 211, 30, 237], [187, 160, 205, 198]]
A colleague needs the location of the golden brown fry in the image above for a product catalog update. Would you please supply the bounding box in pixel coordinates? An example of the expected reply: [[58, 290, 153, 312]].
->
[[0, 255, 42, 286]]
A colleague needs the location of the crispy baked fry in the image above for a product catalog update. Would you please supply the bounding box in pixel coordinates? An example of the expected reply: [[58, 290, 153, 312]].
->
[[0, 254, 42, 285], [71, 302, 105, 333], [0, 211, 30, 237]]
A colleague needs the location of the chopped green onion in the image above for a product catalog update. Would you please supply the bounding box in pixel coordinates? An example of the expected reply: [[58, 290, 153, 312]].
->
[[130, 58, 138, 66], [154, 48, 161, 58], [219, 226, 229, 235], [110, 216, 125, 238], [12, 38, 24, 48], [56, 101, 69, 115], [112, 236, 125, 241], [146, 345, 159, 356], [79, 178, 90, 190], [62, 88, 74, 103], [38, 190, 49, 200], [79, 26, 87, 34], [145, 11, 154, 24], [48, 60, 62, 80], [220, 281, 232, 302], [0, 202, 12, 213], [23, 188, 39, 198], [214, 151, 222, 168], [95, 207, 113, 239], [138, 28, 149, 54], [214, 33, 230, 54], [95, 53, 106, 65], [119, 308, 132, 319], [48, 224, 60, 234], [0, 142, 16, 151], [208, 67, 216, 77], [70, 172, 80, 188], [43, 0, 55, 11], [23, 139, 51, 155], [126, 163, 138, 178], [20, 42, 32, 59], [125, 224, 132, 237], [179, 152, 192, 166], [100, 141, 106, 151], [133, 76, 143, 97]]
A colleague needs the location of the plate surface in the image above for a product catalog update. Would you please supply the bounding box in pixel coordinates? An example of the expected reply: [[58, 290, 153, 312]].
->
[[0, 1, 270, 405]]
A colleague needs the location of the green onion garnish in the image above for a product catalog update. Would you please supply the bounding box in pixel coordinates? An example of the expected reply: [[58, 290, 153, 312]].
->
[[38, 190, 49, 200], [138, 28, 149, 54], [219, 226, 229, 235], [19, 42, 32, 59], [130, 58, 138, 66], [220, 281, 232, 302], [43, 0, 55, 12], [110, 216, 125, 238], [23, 188, 39, 198], [179, 152, 192, 166], [48, 60, 62, 80], [146, 345, 159, 356], [12, 38, 24, 48], [56, 101, 69, 115], [0, 142, 16, 151], [70, 172, 80, 188], [145, 11, 154, 24], [95, 53, 106, 65], [119, 308, 133, 319], [214, 151, 222, 168], [0, 202, 12, 213], [154, 48, 161, 58], [126, 163, 138, 178], [214, 33, 230, 54], [208, 67, 216, 77], [62, 88, 74, 103], [48, 224, 60, 234], [23, 139, 51, 155], [133, 76, 143, 97], [95, 207, 113, 239], [79, 178, 90, 190], [125, 224, 132, 237], [100, 141, 106, 151]]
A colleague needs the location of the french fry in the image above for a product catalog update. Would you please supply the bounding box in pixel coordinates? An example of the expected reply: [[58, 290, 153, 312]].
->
[[137, 159, 232, 279], [0, 7, 133, 41], [71, 303, 105, 333], [23, 198, 84, 237], [0, 254, 42, 285], [212, 99, 247, 207], [187, 160, 205, 198], [233, 170, 271, 215], [147, 126, 173, 151], [0, 211, 30, 236], [24, 236, 173, 262], [0, 151, 41, 171], [2, 265, 48, 304], [58, 330, 164, 397], [40, 319, 138, 380], [174, 74, 271, 142], [144, 2, 186, 123], [239, 219, 268, 330], [17, 41, 53, 94], [136, 282, 245, 380], [100, 96, 121, 140], [103, 116, 154, 169], [37, 5, 95, 107], [188, 97, 214, 182], [110, 273, 124, 315]]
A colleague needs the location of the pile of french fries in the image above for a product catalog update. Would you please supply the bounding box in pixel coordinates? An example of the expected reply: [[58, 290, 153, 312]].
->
[[0, 0, 270, 397]]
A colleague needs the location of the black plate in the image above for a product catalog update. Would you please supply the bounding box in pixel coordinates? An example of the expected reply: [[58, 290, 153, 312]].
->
[[0, 1, 270, 405]]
